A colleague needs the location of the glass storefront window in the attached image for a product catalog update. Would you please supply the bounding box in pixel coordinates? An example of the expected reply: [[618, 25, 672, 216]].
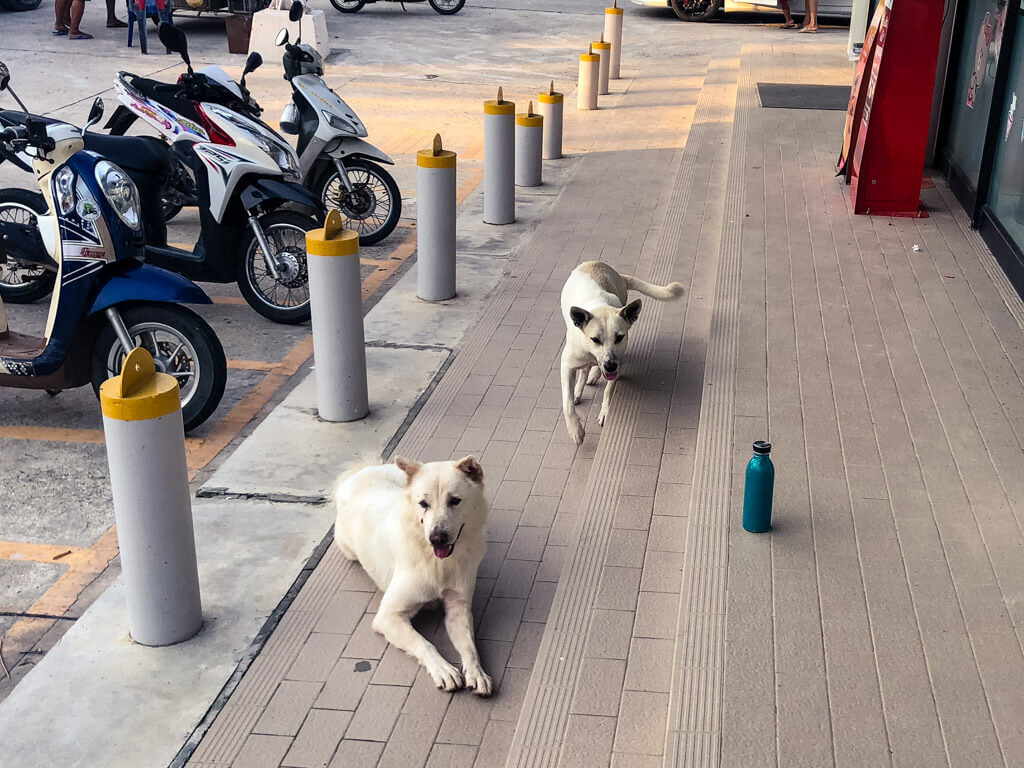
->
[[986, 14, 1024, 246], [943, 0, 1008, 190]]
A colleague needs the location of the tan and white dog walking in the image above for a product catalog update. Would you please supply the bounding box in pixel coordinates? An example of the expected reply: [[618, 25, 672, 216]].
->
[[333, 456, 493, 695], [560, 261, 684, 444]]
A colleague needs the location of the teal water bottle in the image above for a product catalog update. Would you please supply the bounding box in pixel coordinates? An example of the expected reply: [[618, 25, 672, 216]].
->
[[742, 441, 774, 533]]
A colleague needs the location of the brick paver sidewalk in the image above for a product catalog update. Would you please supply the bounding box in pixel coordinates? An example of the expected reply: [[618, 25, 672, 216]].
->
[[182, 33, 1024, 768]]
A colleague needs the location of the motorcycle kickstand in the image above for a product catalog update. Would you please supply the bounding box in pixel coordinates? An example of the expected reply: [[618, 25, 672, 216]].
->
[[105, 307, 136, 354], [247, 216, 283, 280]]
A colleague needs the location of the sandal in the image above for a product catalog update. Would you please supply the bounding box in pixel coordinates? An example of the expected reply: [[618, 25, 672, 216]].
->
[[52, 27, 68, 34], [799, 26, 818, 33], [781, 21, 798, 28], [68, 31, 94, 39]]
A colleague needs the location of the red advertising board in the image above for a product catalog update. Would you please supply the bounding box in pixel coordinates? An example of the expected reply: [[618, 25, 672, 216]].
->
[[837, 1, 885, 182], [848, 0, 944, 216]]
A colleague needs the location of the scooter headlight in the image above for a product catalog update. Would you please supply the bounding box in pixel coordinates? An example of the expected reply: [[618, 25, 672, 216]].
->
[[95, 160, 142, 231], [324, 111, 358, 135], [54, 166, 76, 216]]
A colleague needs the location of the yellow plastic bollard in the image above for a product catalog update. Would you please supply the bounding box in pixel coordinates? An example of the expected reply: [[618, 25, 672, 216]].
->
[[305, 210, 368, 422], [100, 347, 202, 646], [538, 81, 564, 159]]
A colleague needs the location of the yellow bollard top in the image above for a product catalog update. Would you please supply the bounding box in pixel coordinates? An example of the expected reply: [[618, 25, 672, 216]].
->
[[539, 80, 564, 104], [484, 86, 515, 115], [606, 0, 623, 14], [592, 40, 611, 50], [418, 132, 457, 168], [100, 347, 181, 422], [516, 101, 543, 128], [306, 210, 359, 257]]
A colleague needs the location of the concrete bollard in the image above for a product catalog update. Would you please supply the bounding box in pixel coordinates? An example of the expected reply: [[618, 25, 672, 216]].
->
[[515, 102, 543, 187], [538, 81, 564, 160], [605, 0, 624, 80], [417, 134, 458, 301], [593, 38, 611, 96], [484, 87, 516, 225], [578, 47, 600, 110], [305, 210, 369, 422], [100, 347, 202, 647]]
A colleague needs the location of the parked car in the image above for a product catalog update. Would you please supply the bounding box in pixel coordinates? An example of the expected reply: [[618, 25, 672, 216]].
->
[[631, 0, 852, 22]]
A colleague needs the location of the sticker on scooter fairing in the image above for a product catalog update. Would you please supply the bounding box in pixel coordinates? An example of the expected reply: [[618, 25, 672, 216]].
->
[[76, 199, 101, 222], [129, 98, 175, 133]]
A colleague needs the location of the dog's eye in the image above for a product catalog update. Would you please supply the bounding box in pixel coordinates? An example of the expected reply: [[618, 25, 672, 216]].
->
[[590, 337, 602, 345], [614, 334, 624, 344], [418, 500, 429, 509], [449, 497, 461, 507]]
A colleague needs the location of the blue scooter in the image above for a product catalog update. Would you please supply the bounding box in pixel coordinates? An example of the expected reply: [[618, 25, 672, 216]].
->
[[0, 97, 227, 432]]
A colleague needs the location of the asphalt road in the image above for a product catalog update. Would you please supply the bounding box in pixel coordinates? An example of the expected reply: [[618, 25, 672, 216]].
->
[[0, 0, 800, 699]]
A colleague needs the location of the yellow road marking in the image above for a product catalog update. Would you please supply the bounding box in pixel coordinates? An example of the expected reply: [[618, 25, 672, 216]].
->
[[228, 359, 278, 371], [0, 426, 105, 444], [0, 541, 84, 565], [211, 296, 249, 306]]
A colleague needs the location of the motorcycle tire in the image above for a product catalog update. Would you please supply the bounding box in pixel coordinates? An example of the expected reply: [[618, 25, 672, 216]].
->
[[0, 0, 43, 11], [329, 0, 364, 11], [236, 209, 316, 325], [0, 189, 56, 304], [428, 0, 465, 13], [315, 158, 402, 247], [669, 0, 721, 21], [90, 304, 227, 432]]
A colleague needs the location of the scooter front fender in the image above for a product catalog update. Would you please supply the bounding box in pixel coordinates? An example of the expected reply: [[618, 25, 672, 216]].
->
[[324, 137, 395, 166], [89, 262, 213, 315]]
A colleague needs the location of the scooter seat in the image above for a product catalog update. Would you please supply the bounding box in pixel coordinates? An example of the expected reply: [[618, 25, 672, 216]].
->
[[125, 75, 201, 125], [84, 134, 171, 177]]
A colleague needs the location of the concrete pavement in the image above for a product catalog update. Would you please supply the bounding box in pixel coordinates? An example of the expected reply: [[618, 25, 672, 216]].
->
[[3, 4, 1024, 768]]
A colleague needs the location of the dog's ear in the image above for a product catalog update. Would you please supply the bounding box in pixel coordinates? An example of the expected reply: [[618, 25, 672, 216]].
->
[[620, 299, 642, 326], [454, 455, 484, 484], [570, 306, 592, 329], [394, 456, 422, 482]]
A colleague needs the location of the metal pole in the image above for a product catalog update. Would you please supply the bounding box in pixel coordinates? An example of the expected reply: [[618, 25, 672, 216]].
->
[[305, 211, 369, 422], [538, 83, 564, 160], [578, 49, 600, 110], [100, 347, 202, 647], [515, 103, 543, 187], [417, 134, 458, 301], [604, 2, 623, 80], [484, 88, 516, 225], [593, 39, 611, 96]]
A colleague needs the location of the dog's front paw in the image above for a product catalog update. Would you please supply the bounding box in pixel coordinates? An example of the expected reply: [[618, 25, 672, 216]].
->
[[598, 409, 608, 427], [464, 665, 493, 697], [573, 393, 582, 406], [427, 658, 464, 692], [565, 414, 585, 445]]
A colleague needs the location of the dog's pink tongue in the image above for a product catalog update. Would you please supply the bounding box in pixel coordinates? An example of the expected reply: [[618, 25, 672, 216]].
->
[[603, 371, 619, 381], [433, 544, 454, 559]]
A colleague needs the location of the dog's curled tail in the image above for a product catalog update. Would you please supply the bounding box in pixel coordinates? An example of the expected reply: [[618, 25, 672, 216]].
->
[[622, 274, 685, 301]]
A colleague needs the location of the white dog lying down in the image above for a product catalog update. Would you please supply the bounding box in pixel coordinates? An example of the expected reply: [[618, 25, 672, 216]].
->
[[560, 261, 685, 444], [333, 455, 492, 695]]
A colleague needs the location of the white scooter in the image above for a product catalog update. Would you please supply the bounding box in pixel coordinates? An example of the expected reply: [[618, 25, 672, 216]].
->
[[276, 1, 401, 245]]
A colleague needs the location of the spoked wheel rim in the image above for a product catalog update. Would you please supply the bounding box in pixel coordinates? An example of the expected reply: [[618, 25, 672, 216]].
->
[[337, 0, 362, 8], [0, 202, 48, 289], [323, 167, 393, 240], [430, 0, 463, 10], [102, 322, 202, 408], [245, 222, 311, 312]]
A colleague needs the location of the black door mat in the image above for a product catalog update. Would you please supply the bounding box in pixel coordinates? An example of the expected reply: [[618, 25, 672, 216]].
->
[[756, 82, 850, 110]]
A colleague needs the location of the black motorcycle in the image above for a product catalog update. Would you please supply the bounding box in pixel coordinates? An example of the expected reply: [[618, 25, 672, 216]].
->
[[329, 0, 465, 14]]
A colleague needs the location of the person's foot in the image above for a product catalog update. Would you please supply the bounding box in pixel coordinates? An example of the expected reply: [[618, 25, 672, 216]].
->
[[52, 26, 69, 34], [106, 17, 128, 27], [798, 25, 817, 32], [68, 30, 94, 38], [781, 20, 798, 28]]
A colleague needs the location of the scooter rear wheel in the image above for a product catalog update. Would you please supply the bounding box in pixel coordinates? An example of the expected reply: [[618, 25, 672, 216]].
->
[[237, 210, 315, 324], [90, 305, 227, 432], [329, 0, 364, 10], [0, 189, 56, 304]]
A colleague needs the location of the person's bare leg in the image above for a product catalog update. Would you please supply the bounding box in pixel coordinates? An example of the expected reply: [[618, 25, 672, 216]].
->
[[68, 0, 93, 38], [54, 0, 70, 32], [802, 0, 818, 30], [779, 0, 796, 27], [106, 0, 127, 27]]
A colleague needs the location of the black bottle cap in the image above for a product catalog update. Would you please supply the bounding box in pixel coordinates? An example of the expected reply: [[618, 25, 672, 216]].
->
[[753, 440, 771, 455]]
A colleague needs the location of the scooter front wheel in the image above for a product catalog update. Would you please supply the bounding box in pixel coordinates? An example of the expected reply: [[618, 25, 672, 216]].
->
[[429, 0, 465, 13], [316, 158, 402, 247], [0, 189, 56, 304], [90, 305, 227, 433], [237, 210, 315, 325], [329, 0, 364, 10]]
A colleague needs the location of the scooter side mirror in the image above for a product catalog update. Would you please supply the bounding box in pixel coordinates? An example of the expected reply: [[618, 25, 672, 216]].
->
[[244, 51, 263, 75], [288, 1, 303, 22], [275, 28, 289, 47], [84, 98, 104, 132], [158, 23, 192, 72], [0, 62, 9, 92]]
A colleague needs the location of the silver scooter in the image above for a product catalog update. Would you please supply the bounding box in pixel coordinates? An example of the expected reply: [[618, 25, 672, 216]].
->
[[276, 2, 401, 245]]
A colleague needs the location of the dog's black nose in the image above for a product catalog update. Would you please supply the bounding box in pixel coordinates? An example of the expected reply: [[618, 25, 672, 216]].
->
[[429, 531, 450, 547], [604, 361, 618, 373]]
